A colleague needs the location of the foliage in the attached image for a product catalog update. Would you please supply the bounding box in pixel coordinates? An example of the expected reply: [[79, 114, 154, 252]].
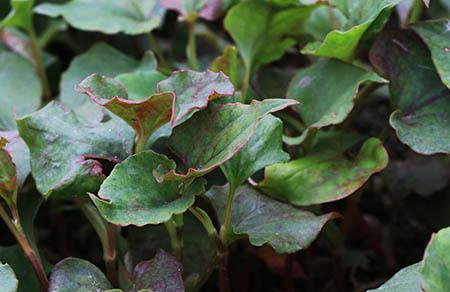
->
[[0, 0, 449, 291]]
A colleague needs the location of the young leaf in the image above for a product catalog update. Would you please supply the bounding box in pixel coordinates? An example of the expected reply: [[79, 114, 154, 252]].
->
[[35, 0, 165, 35], [129, 213, 217, 277], [370, 30, 450, 154], [133, 249, 184, 292], [421, 227, 450, 292], [0, 51, 41, 130], [301, 0, 401, 61], [0, 262, 18, 292], [259, 137, 388, 206], [413, 20, 450, 89], [210, 46, 239, 87], [287, 59, 386, 128], [206, 184, 337, 253], [90, 151, 205, 226], [160, 99, 297, 180], [224, 2, 314, 70], [0, 0, 34, 31], [220, 115, 289, 190], [77, 74, 174, 152], [162, 0, 224, 21], [367, 262, 422, 292], [17, 102, 134, 199], [49, 257, 112, 292], [157, 70, 235, 127], [116, 71, 166, 101], [0, 137, 18, 205]]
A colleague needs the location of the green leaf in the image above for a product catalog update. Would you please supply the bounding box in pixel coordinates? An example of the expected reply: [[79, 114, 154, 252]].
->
[[90, 151, 205, 226], [160, 99, 297, 180], [421, 227, 450, 292], [0, 262, 18, 292], [206, 184, 336, 253], [0, 0, 34, 31], [59, 43, 146, 111], [0, 132, 30, 188], [133, 249, 184, 291], [48, 257, 112, 292], [210, 46, 239, 87], [116, 71, 166, 101], [287, 59, 386, 128], [370, 30, 450, 154], [17, 102, 134, 199], [157, 70, 235, 127], [367, 262, 422, 291], [224, 2, 314, 70], [259, 137, 388, 206], [413, 20, 450, 89], [221, 115, 289, 189], [301, 0, 401, 61], [0, 51, 41, 130], [77, 74, 174, 152], [129, 213, 217, 276], [162, 0, 223, 21], [0, 245, 50, 292], [0, 137, 17, 205], [35, 0, 165, 35]]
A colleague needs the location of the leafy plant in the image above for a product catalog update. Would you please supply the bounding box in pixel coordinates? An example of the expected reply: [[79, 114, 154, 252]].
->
[[0, 0, 449, 291]]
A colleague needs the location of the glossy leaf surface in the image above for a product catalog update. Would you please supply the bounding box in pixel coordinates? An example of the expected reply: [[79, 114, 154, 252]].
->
[[0, 262, 18, 292], [17, 102, 134, 198], [367, 263, 422, 292], [259, 137, 388, 205], [91, 151, 205, 226], [370, 30, 450, 154], [35, 0, 165, 35], [207, 184, 336, 253]]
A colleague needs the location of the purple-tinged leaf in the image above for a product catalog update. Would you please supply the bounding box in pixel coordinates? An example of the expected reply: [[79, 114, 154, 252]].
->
[[0, 137, 17, 205], [158, 99, 297, 181], [0, 131, 30, 189], [157, 70, 235, 127], [133, 249, 184, 292], [77, 74, 174, 152], [162, 0, 224, 21]]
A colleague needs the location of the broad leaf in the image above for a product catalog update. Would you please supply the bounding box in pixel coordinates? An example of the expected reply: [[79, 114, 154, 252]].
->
[[221, 115, 289, 189], [77, 74, 174, 152], [0, 51, 41, 130], [91, 151, 205, 226], [49, 257, 112, 292], [0, 137, 17, 205], [129, 213, 217, 276], [370, 30, 450, 154], [162, 0, 224, 21], [421, 227, 450, 292], [259, 137, 388, 206], [287, 59, 386, 128], [35, 0, 165, 35], [302, 0, 401, 61], [0, 131, 30, 188], [210, 46, 239, 87], [413, 20, 450, 89], [161, 99, 297, 180], [133, 249, 184, 292], [367, 262, 422, 292], [0, 262, 18, 292], [224, 2, 314, 71], [206, 184, 336, 253], [17, 102, 134, 199], [0, 0, 34, 31], [59, 43, 148, 110], [116, 71, 166, 101], [157, 70, 235, 127]]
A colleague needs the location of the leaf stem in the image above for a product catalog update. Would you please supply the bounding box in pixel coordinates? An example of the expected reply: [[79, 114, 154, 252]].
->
[[220, 185, 237, 246], [133, 134, 147, 154], [164, 216, 184, 261], [0, 204, 49, 291], [187, 20, 200, 71], [241, 65, 252, 103], [29, 28, 51, 99], [77, 200, 117, 286], [146, 32, 168, 69]]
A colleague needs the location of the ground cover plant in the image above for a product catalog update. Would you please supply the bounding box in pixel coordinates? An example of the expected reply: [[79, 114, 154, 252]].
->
[[0, 0, 449, 291]]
